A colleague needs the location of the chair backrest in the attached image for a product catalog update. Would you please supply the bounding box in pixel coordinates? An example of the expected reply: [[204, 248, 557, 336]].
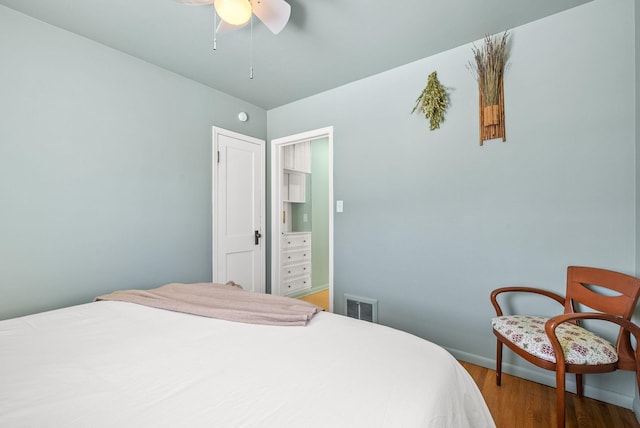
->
[[565, 266, 640, 369]]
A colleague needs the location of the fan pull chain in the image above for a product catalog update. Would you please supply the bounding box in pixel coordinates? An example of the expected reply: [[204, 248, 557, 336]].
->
[[213, 9, 217, 50], [249, 15, 254, 79]]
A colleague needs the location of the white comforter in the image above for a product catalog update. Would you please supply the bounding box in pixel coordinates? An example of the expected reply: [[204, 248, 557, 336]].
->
[[0, 301, 495, 427]]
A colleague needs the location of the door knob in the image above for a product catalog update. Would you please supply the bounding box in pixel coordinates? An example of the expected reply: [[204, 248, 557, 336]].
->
[[254, 230, 262, 245]]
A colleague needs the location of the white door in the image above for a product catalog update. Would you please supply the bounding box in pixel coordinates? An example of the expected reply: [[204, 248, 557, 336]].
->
[[213, 127, 265, 293]]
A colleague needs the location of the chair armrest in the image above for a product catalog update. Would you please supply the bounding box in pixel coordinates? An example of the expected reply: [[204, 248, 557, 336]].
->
[[545, 313, 640, 371], [490, 287, 565, 316]]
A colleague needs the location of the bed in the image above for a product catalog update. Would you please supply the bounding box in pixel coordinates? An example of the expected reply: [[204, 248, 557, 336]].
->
[[0, 283, 495, 427]]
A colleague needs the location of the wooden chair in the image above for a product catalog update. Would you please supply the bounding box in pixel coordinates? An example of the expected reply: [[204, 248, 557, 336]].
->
[[490, 266, 640, 428]]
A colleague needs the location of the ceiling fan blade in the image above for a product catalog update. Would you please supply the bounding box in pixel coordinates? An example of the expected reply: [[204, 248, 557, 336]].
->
[[175, 0, 213, 5], [216, 19, 248, 34], [251, 0, 291, 34]]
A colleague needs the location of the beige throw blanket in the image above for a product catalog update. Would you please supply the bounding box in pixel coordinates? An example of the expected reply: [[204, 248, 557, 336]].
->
[[95, 282, 322, 326]]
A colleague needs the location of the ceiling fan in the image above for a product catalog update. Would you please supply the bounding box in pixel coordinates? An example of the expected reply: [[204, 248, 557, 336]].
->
[[177, 0, 291, 35]]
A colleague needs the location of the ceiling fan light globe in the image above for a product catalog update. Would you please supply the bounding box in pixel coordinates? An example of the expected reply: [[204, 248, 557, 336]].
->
[[214, 0, 252, 26]]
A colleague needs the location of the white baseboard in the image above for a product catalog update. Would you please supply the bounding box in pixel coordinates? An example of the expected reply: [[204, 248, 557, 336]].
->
[[446, 347, 636, 412], [289, 283, 329, 299]]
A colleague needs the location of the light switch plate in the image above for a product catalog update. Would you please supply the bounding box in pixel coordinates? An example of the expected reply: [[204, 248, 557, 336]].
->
[[336, 200, 343, 212]]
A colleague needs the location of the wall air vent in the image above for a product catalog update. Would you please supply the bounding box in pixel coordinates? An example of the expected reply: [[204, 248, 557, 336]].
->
[[344, 294, 378, 323]]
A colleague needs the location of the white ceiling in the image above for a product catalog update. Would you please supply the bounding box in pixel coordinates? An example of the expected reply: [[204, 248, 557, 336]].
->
[[0, 0, 591, 109]]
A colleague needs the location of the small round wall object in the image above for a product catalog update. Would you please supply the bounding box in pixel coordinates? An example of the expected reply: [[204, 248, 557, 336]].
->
[[238, 112, 249, 122]]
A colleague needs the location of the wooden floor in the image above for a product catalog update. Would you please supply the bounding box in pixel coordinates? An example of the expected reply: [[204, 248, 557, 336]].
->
[[298, 288, 330, 311], [460, 361, 640, 428]]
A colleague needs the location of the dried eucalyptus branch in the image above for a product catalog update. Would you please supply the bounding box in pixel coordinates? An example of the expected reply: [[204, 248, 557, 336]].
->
[[468, 31, 509, 106], [411, 71, 448, 131]]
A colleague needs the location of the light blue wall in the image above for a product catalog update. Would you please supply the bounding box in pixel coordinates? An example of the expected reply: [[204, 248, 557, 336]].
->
[[268, 0, 637, 407], [634, 0, 639, 415], [636, 0, 640, 278], [0, 6, 266, 319], [310, 138, 330, 290]]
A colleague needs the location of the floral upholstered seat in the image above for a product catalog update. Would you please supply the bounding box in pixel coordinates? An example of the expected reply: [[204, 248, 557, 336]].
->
[[492, 315, 618, 365]]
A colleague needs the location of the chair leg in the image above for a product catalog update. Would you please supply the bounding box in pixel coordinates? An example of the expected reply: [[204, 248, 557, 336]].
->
[[575, 373, 583, 398], [496, 340, 503, 386], [556, 370, 567, 428]]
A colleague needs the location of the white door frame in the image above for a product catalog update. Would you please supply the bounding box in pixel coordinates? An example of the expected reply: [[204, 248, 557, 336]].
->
[[271, 126, 334, 311], [212, 126, 266, 292]]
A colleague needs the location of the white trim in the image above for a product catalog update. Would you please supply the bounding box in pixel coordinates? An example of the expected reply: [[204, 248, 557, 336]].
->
[[271, 127, 334, 312], [212, 126, 266, 291]]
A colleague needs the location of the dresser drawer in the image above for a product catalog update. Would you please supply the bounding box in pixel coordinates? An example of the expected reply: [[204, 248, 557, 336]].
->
[[282, 276, 311, 294], [282, 233, 311, 249], [283, 248, 311, 265], [281, 263, 311, 280]]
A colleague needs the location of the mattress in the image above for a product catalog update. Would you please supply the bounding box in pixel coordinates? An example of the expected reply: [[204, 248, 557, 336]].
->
[[0, 300, 495, 427]]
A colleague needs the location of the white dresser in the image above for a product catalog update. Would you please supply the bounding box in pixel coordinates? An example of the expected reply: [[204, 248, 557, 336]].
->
[[281, 232, 312, 295]]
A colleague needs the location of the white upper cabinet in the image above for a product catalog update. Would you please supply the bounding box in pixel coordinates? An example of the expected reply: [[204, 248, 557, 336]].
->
[[282, 141, 311, 203], [283, 141, 311, 173], [283, 172, 306, 203]]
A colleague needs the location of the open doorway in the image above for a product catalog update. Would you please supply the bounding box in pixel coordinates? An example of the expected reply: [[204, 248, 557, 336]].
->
[[271, 127, 333, 312]]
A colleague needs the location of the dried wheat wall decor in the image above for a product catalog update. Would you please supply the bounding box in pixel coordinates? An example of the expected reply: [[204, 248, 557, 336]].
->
[[468, 32, 509, 145]]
